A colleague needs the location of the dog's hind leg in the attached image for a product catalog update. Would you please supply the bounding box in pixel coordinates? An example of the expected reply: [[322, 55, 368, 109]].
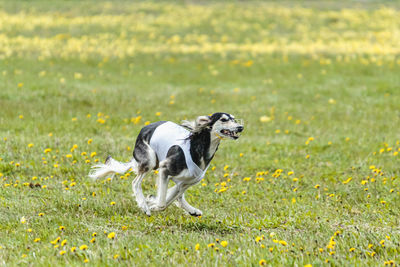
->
[[132, 171, 151, 216], [132, 138, 158, 216], [176, 193, 202, 217], [148, 166, 169, 211]]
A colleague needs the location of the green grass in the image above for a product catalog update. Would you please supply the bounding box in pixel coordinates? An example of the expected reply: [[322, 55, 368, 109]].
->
[[1, 1, 400, 266]]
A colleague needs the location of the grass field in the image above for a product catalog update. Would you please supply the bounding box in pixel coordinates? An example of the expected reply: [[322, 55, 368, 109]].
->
[[1, 1, 400, 266]]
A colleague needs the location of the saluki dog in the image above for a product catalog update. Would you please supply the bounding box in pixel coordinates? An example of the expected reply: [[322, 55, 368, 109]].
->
[[89, 112, 244, 216]]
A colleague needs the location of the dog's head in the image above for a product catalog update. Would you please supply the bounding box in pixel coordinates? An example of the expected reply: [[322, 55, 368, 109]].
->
[[195, 112, 244, 140]]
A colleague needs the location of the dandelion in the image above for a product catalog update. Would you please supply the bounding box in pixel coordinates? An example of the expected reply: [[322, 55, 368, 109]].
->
[[44, 148, 51, 153], [220, 241, 228, 247], [279, 240, 288, 246], [84, 259, 89, 263], [195, 243, 200, 250], [113, 254, 120, 259], [51, 237, 61, 244], [27, 143, 34, 148], [88, 139, 93, 144], [342, 177, 352, 184], [34, 238, 41, 243], [107, 232, 116, 239]]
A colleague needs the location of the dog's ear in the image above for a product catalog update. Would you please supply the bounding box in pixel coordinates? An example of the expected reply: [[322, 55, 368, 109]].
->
[[195, 115, 211, 127]]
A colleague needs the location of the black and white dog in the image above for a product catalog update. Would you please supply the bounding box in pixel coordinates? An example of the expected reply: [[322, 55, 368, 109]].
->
[[89, 112, 243, 216]]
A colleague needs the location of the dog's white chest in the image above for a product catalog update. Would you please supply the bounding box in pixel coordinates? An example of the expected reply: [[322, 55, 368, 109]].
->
[[149, 122, 209, 181]]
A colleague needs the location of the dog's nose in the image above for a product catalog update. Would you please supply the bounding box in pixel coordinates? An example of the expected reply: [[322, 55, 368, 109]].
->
[[237, 126, 244, 132]]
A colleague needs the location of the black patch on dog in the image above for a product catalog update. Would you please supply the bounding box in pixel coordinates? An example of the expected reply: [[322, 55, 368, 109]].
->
[[165, 145, 187, 176], [189, 130, 212, 167], [187, 112, 228, 167], [133, 121, 166, 172]]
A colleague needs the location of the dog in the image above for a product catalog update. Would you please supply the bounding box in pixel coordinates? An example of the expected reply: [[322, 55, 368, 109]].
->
[[89, 112, 244, 216]]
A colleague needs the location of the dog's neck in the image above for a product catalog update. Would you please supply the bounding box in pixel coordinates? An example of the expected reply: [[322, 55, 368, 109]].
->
[[189, 129, 221, 170]]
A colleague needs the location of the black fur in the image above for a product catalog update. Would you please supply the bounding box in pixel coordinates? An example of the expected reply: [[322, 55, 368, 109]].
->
[[187, 112, 228, 166], [165, 145, 187, 176], [133, 121, 166, 172], [189, 130, 215, 167]]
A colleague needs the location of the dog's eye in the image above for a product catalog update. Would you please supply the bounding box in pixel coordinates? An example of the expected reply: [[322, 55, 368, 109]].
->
[[220, 118, 228, 122]]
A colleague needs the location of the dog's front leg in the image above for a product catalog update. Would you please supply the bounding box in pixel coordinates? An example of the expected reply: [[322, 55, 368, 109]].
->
[[177, 193, 202, 217], [148, 167, 169, 211], [132, 172, 151, 216]]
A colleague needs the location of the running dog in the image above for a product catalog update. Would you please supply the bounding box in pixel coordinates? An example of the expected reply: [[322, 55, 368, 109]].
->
[[89, 112, 244, 216]]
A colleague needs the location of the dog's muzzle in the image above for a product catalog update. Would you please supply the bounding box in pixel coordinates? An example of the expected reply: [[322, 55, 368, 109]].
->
[[220, 125, 244, 140]]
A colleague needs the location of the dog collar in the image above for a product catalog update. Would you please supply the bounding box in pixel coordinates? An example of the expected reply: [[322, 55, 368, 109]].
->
[[215, 133, 224, 140]]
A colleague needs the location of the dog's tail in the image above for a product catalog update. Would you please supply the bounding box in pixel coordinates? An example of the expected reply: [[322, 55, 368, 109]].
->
[[88, 156, 138, 180]]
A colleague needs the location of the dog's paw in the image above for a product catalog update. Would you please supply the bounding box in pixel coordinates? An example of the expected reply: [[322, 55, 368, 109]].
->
[[137, 204, 151, 216], [188, 208, 202, 217], [148, 203, 167, 211], [136, 199, 151, 216], [143, 209, 151, 216], [146, 195, 156, 204]]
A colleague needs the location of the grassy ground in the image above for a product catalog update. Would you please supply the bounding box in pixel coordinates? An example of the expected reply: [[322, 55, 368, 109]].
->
[[1, 1, 400, 266]]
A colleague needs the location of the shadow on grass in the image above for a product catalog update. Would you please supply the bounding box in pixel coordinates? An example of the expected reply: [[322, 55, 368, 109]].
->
[[178, 221, 240, 235]]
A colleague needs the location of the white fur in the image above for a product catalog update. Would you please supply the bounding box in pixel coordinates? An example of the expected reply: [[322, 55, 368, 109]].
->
[[88, 157, 137, 180]]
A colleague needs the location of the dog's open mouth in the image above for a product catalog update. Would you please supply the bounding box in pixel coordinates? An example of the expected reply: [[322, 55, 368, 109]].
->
[[220, 129, 240, 139]]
